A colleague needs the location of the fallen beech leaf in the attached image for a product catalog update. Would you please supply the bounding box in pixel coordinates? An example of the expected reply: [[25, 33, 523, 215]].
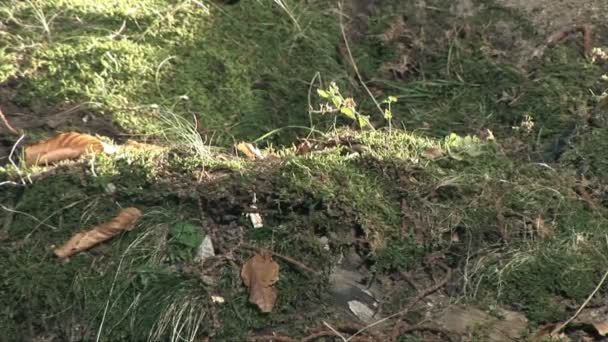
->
[[241, 249, 279, 312], [236, 142, 263, 160], [593, 320, 608, 336], [54, 207, 142, 258], [25, 132, 104, 166]]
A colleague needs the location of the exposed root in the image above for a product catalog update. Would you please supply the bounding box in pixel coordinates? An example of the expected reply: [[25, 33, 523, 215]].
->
[[389, 258, 452, 340], [248, 334, 300, 342], [393, 324, 456, 342], [241, 244, 320, 277]]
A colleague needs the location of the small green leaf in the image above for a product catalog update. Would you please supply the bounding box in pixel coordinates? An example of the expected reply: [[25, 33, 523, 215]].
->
[[340, 106, 356, 119], [317, 89, 330, 98], [357, 114, 371, 128], [332, 97, 343, 109], [387, 96, 398, 103], [170, 222, 203, 249]]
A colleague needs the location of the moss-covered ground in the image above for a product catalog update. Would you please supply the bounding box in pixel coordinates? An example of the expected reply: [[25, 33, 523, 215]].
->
[[2, 0, 608, 341]]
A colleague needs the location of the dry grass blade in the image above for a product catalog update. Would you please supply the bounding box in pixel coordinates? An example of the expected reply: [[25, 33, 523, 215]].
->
[[0, 106, 20, 136]]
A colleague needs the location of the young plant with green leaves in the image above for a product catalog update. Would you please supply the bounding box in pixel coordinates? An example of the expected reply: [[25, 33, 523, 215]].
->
[[316, 82, 372, 129]]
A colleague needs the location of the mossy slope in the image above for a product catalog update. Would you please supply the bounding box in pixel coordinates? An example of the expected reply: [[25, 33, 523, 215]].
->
[[2, 129, 608, 340]]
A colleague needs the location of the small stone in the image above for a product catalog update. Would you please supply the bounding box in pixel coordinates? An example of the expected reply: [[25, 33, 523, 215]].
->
[[194, 235, 215, 263], [247, 213, 263, 228]]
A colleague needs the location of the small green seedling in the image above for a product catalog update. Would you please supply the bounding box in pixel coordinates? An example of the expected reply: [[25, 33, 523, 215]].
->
[[317, 82, 371, 129]]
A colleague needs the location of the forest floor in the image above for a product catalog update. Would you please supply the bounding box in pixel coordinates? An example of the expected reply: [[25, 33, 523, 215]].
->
[[2, 0, 608, 341]]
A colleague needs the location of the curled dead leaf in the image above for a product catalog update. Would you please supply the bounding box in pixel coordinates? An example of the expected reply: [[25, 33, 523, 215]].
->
[[54, 207, 142, 258], [25, 132, 105, 166], [241, 249, 279, 313]]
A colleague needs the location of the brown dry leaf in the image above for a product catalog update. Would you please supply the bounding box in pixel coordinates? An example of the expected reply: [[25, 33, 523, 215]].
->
[[593, 320, 608, 336], [241, 249, 279, 313], [54, 207, 142, 258], [25, 132, 104, 166], [236, 142, 263, 160]]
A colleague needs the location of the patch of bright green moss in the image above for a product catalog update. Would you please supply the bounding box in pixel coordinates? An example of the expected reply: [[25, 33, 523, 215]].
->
[[2, 0, 347, 143]]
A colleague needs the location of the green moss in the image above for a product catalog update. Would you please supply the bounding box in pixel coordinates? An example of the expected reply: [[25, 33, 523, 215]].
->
[[562, 128, 608, 182], [278, 150, 401, 250], [2, 0, 347, 144], [375, 239, 424, 272], [353, 0, 601, 151], [498, 245, 604, 323]]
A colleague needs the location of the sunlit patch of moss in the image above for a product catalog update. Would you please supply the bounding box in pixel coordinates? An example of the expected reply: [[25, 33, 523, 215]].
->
[[24, 38, 162, 104], [278, 148, 401, 251], [2, 0, 346, 144]]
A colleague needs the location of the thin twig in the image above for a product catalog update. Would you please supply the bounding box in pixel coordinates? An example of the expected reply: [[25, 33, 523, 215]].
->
[[323, 321, 348, 342], [248, 335, 299, 342], [347, 260, 451, 341], [551, 268, 608, 335], [9, 134, 28, 185], [241, 244, 320, 276], [389, 260, 451, 339], [0, 204, 58, 230], [0, 107, 20, 136], [395, 324, 455, 342]]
